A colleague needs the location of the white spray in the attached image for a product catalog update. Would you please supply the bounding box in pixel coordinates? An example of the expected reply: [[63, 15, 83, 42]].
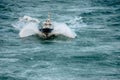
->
[[12, 15, 77, 38]]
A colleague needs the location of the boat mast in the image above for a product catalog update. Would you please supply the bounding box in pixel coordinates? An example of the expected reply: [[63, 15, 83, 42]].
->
[[48, 12, 51, 20]]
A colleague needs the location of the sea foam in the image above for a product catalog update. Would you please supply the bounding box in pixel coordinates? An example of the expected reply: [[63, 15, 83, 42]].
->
[[12, 16, 77, 38]]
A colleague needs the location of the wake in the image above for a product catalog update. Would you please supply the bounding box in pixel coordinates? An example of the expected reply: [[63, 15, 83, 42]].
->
[[12, 16, 77, 39]]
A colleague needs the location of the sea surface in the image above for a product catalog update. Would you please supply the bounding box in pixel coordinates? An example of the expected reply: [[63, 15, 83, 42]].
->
[[0, 0, 120, 80]]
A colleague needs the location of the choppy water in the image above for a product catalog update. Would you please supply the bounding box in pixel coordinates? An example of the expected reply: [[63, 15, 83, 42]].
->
[[0, 0, 120, 80]]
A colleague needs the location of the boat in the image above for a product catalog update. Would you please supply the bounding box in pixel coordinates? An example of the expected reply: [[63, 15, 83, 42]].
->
[[16, 13, 76, 39], [39, 13, 54, 38]]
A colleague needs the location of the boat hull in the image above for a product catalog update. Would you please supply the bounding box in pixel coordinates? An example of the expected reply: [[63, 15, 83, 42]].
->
[[39, 28, 53, 33], [39, 28, 53, 38]]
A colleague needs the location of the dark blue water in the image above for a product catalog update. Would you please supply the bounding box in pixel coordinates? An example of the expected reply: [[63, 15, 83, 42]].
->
[[0, 0, 120, 80]]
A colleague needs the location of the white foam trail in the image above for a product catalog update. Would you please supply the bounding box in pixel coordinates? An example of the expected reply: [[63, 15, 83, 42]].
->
[[52, 22, 77, 38], [19, 22, 39, 37], [19, 16, 40, 23], [12, 16, 40, 30], [12, 16, 40, 37]]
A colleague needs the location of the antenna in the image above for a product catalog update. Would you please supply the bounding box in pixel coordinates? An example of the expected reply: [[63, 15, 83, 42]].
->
[[48, 12, 51, 20]]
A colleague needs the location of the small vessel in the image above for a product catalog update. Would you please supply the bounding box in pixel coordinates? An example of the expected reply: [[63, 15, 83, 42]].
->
[[39, 13, 54, 37], [15, 14, 76, 39]]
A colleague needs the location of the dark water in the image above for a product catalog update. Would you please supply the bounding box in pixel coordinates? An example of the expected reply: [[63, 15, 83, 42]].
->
[[0, 0, 120, 80]]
